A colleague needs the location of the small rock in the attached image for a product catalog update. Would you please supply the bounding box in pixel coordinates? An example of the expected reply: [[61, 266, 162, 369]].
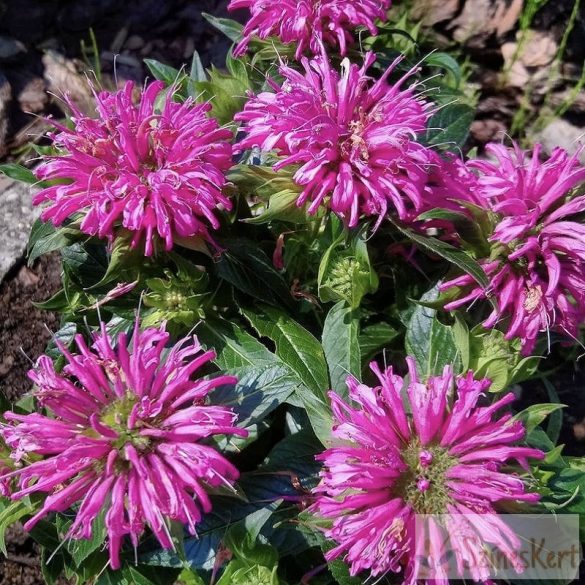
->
[[183, 37, 196, 60], [409, 0, 459, 26], [549, 86, 585, 115], [0, 355, 14, 376], [534, 119, 585, 164], [518, 30, 557, 68], [17, 77, 47, 113], [125, 35, 145, 51], [0, 72, 12, 157], [494, 0, 523, 36], [0, 35, 26, 61], [450, 0, 523, 46], [470, 119, 507, 145], [17, 265, 40, 287], [140, 41, 154, 56], [501, 30, 558, 89], [42, 50, 93, 114], [0, 180, 40, 281], [573, 418, 585, 441]]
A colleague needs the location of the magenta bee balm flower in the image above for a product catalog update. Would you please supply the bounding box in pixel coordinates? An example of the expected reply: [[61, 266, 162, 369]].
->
[[229, 0, 391, 59], [441, 143, 585, 354], [1, 323, 246, 569], [312, 359, 543, 581], [236, 52, 434, 227], [34, 81, 234, 256]]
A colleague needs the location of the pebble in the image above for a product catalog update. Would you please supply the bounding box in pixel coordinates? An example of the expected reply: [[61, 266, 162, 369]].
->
[[0, 35, 26, 61], [0, 72, 12, 157], [17, 77, 47, 114], [0, 178, 40, 281], [535, 119, 585, 163], [125, 35, 145, 51]]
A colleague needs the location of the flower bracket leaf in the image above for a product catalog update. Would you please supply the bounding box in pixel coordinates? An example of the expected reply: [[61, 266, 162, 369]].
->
[[322, 302, 361, 398]]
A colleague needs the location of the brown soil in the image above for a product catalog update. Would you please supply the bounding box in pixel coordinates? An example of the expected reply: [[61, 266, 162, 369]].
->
[[0, 256, 61, 402], [0, 256, 62, 585]]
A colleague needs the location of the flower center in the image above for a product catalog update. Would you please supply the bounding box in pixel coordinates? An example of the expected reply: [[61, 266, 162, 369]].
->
[[395, 439, 458, 515], [99, 393, 152, 453], [340, 117, 369, 162], [523, 285, 543, 313]]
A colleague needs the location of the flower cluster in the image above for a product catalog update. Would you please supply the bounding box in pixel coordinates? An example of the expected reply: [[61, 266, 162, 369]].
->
[[311, 358, 543, 580], [6, 1, 584, 583], [441, 143, 585, 353], [229, 0, 391, 59], [236, 52, 435, 228], [34, 81, 233, 256], [1, 323, 246, 568]]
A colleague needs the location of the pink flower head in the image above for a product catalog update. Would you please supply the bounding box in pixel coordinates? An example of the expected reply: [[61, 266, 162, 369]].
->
[[441, 143, 585, 354], [235, 52, 435, 227], [34, 81, 234, 256], [229, 0, 391, 59], [312, 359, 543, 581], [1, 322, 247, 569], [426, 151, 483, 211]]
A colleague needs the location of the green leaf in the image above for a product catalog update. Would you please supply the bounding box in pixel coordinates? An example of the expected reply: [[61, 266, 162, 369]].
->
[[33, 287, 69, 311], [197, 318, 277, 370], [241, 305, 329, 400], [425, 103, 475, 149], [543, 379, 564, 445], [45, 322, 77, 360], [466, 325, 539, 392], [0, 162, 38, 184], [88, 231, 140, 290], [424, 52, 462, 87], [190, 51, 207, 83], [96, 565, 171, 585], [452, 313, 470, 371], [321, 541, 362, 585], [61, 242, 109, 288], [359, 321, 400, 364], [263, 427, 322, 478], [202, 14, 243, 42], [216, 239, 294, 309], [64, 514, 107, 566], [198, 318, 297, 427], [242, 305, 331, 443], [210, 363, 298, 427], [514, 403, 566, 436], [0, 498, 35, 555], [416, 207, 491, 255], [322, 302, 360, 398], [40, 546, 67, 585], [178, 568, 205, 585], [229, 165, 298, 200], [191, 66, 249, 125], [245, 189, 309, 225], [405, 285, 460, 378], [144, 59, 184, 86], [27, 219, 81, 263], [390, 219, 490, 290], [144, 473, 294, 571]]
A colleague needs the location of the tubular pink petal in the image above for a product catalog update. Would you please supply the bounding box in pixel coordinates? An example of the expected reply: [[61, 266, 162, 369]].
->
[[1, 321, 244, 568], [311, 359, 544, 579]]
